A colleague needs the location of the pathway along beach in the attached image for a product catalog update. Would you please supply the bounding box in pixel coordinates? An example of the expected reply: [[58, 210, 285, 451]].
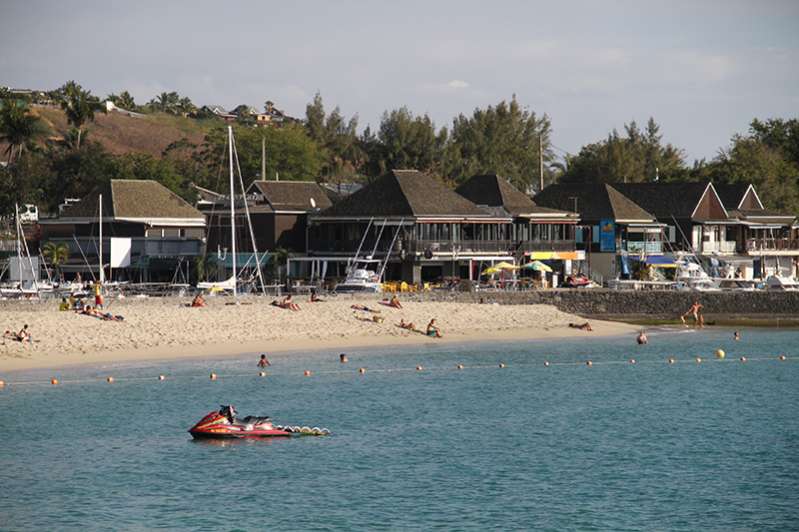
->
[[0, 295, 636, 372]]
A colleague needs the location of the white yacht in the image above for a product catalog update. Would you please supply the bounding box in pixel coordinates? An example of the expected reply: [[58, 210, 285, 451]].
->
[[335, 259, 383, 293]]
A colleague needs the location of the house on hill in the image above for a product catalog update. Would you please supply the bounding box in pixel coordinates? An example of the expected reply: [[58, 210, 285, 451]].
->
[[39, 180, 206, 282], [307, 169, 530, 283]]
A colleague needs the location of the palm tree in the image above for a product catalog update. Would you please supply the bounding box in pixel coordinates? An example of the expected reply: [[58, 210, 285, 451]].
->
[[0, 100, 44, 163], [41, 241, 70, 281], [58, 80, 104, 149], [117, 91, 136, 110]]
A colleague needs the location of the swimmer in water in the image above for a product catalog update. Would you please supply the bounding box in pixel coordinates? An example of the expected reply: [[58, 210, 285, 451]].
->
[[637, 330, 648, 345]]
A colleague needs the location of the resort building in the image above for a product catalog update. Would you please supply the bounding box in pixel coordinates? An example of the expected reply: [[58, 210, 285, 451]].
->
[[39, 179, 206, 282]]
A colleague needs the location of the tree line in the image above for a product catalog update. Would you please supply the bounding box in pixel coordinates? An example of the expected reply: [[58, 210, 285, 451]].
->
[[1, 81, 798, 218]]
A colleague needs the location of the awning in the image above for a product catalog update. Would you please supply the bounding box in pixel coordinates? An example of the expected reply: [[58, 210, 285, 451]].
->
[[637, 255, 677, 268], [524, 251, 585, 260]]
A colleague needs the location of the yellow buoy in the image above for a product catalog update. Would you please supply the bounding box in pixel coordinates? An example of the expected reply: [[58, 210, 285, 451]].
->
[[586, 360, 593, 367], [209, 373, 217, 381], [779, 354, 787, 361], [358, 367, 366, 374], [304, 370, 312, 377], [51, 378, 59, 385], [715, 349, 725, 359], [158, 375, 166, 381], [106, 376, 114, 383]]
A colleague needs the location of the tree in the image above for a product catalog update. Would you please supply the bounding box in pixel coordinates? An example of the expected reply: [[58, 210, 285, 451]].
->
[[57, 81, 104, 149], [41, 241, 70, 280], [559, 118, 686, 183], [0, 99, 45, 163], [107, 90, 136, 110], [304, 92, 363, 177], [446, 96, 552, 191]]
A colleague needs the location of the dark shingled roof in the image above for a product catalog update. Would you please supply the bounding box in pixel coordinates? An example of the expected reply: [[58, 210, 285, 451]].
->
[[249, 181, 333, 211], [535, 183, 655, 222], [319, 169, 487, 218], [62, 180, 204, 220], [612, 182, 714, 219], [713, 183, 753, 210], [455, 173, 575, 217]]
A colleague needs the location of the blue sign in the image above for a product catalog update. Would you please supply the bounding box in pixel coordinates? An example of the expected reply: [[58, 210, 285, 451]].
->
[[599, 219, 616, 252]]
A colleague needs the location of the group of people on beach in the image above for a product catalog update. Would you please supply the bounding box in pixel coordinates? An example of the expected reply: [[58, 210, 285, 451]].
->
[[3, 324, 32, 345], [350, 294, 442, 338]]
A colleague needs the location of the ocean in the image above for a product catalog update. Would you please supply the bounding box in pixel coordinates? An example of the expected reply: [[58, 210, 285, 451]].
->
[[1, 328, 798, 531]]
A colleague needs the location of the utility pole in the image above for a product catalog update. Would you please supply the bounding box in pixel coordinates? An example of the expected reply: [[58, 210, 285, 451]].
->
[[539, 135, 544, 193], [261, 136, 266, 180]]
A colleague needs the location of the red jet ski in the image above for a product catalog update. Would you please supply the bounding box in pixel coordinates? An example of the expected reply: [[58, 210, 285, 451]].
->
[[189, 405, 330, 439]]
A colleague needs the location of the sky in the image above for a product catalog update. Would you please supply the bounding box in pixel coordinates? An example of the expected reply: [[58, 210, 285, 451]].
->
[[2, 0, 798, 162]]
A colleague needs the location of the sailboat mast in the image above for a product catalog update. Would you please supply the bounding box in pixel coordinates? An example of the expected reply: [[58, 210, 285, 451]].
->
[[228, 126, 237, 298], [99, 193, 104, 283]]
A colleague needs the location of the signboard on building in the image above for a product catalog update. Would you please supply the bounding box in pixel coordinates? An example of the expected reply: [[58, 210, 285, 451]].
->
[[110, 238, 132, 268], [599, 219, 616, 252]]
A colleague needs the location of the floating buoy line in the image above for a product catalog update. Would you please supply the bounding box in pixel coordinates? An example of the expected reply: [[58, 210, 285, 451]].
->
[[0, 354, 793, 389]]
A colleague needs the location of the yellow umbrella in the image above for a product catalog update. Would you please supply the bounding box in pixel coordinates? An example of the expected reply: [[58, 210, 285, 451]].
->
[[494, 261, 518, 270], [481, 266, 501, 275]]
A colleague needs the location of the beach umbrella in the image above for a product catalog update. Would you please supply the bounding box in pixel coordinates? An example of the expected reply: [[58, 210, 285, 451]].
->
[[481, 266, 502, 275], [494, 261, 518, 270], [522, 260, 553, 272]]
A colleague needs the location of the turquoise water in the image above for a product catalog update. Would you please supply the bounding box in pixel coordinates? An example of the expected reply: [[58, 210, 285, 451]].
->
[[1, 329, 798, 531]]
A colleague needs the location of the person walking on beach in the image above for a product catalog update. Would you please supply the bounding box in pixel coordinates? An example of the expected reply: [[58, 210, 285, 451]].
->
[[94, 281, 104, 310], [258, 354, 271, 368], [680, 300, 704, 328]]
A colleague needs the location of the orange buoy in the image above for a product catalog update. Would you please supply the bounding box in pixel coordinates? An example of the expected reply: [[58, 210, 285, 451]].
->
[[585, 360, 593, 367], [456, 364, 464, 370], [158, 374, 166, 381], [358, 367, 366, 374], [209, 373, 217, 381], [629, 358, 636, 364], [779, 354, 787, 361], [544, 361, 550, 367], [498, 363, 506, 369], [668, 357, 676, 365], [740, 356, 747, 362], [0, 379, 5, 388], [258, 371, 266, 377], [51, 378, 59, 385], [303, 370, 311, 377], [416, 365, 423, 371], [106, 376, 114, 383]]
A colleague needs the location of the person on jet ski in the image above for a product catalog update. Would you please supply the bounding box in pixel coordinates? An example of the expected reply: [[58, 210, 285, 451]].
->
[[220, 405, 237, 424]]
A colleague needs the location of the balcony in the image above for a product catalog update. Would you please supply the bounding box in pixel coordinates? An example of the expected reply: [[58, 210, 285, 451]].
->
[[44, 237, 203, 258], [308, 238, 575, 256], [625, 241, 663, 253], [746, 238, 799, 254], [701, 241, 738, 254]]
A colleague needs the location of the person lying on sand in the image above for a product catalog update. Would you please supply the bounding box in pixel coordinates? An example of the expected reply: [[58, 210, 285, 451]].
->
[[354, 312, 384, 324], [281, 295, 300, 311], [351, 304, 380, 313], [191, 294, 206, 307], [568, 322, 593, 331], [397, 319, 417, 332], [426, 319, 442, 338], [3, 325, 32, 343]]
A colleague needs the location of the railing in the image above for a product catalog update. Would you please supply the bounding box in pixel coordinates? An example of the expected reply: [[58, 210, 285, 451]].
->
[[625, 241, 663, 253], [746, 238, 799, 252], [44, 237, 203, 258], [308, 238, 576, 255], [701, 241, 737, 254]]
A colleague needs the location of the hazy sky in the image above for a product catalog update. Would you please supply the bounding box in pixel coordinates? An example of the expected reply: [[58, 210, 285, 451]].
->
[[2, 0, 797, 161]]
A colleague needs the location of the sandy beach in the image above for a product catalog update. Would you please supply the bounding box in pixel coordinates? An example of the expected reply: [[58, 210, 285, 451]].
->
[[0, 295, 636, 372]]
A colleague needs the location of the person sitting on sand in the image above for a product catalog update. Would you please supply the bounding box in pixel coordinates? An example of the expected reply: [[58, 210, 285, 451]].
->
[[191, 293, 206, 308], [681, 300, 704, 328], [397, 318, 416, 331], [426, 319, 442, 338], [258, 354, 271, 368], [17, 324, 32, 343], [637, 330, 648, 344], [386, 295, 402, 309], [309, 288, 324, 303], [568, 322, 593, 331], [281, 295, 300, 311], [59, 297, 70, 311]]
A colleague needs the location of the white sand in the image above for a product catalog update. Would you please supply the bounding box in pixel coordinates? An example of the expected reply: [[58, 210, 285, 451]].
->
[[0, 295, 636, 372]]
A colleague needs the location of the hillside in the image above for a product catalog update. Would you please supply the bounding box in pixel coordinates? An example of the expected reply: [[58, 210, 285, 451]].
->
[[26, 106, 219, 156]]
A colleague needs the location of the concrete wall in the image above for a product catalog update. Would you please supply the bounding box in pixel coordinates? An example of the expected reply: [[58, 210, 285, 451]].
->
[[411, 289, 799, 318]]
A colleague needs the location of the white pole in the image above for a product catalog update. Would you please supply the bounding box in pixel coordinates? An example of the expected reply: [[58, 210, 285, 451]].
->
[[228, 126, 237, 298], [99, 193, 105, 283]]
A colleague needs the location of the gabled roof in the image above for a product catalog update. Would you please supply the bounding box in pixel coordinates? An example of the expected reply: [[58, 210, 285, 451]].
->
[[318, 169, 487, 218], [534, 183, 656, 222], [714, 183, 765, 210], [612, 182, 727, 220], [456, 174, 577, 219], [248, 180, 333, 212], [58, 180, 205, 223]]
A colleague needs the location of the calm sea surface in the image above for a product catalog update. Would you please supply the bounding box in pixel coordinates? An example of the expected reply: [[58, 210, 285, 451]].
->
[[1, 329, 798, 531]]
